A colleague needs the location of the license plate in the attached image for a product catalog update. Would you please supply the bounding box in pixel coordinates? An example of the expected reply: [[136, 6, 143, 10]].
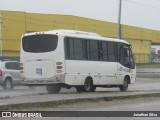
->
[[35, 80, 45, 84], [36, 68, 42, 75]]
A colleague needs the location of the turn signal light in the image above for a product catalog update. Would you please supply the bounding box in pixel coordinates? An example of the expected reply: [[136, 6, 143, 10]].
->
[[20, 63, 24, 74], [20, 63, 23, 70], [56, 66, 63, 69]]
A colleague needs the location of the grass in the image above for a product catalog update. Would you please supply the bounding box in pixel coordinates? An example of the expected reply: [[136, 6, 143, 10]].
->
[[137, 75, 160, 78], [137, 64, 160, 68], [0, 96, 10, 99]]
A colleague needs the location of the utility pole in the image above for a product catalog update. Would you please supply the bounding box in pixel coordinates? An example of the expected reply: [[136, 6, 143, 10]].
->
[[0, 11, 2, 56], [118, 0, 122, 39]]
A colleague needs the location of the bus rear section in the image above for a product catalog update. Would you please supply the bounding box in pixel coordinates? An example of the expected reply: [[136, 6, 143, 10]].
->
[[20, 33, 64, 93]]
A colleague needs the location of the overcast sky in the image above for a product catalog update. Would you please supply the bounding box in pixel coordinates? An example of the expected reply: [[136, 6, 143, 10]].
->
[[0, 0, 160, 30]]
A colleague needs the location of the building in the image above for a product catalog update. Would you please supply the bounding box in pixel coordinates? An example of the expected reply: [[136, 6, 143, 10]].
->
[[0, 10, 160, 63]]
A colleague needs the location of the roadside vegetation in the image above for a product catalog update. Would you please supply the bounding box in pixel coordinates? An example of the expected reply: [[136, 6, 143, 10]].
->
[[137, 63, 160, 68], [137, 74, 160, 78], [0, 96, 10, 99], [1, 93, 160, 111]]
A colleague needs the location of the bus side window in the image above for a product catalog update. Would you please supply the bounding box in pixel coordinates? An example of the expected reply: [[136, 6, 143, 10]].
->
[[119, 45, 124, 64], [65, 38, 74, 59], [90, 40, 100, 61], [108, 42, 116, 62], [119, 44, 135, 69], [101, 41, 108, 61], [124, 48, 130, 65], [84, 40, 90, 60], [73, 38, 83, 60], [129, 46, 135, 69], [119, 44, 128, 66]]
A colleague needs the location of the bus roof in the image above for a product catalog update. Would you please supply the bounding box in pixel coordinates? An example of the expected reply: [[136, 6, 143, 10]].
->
[[23, 29, 129, 44]]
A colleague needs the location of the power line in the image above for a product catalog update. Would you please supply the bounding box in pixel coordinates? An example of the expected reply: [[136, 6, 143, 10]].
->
[[125, 0, 160, 10]]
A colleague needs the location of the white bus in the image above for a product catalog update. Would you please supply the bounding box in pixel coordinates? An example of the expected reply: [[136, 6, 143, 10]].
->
[[20, 30, 136, 93]]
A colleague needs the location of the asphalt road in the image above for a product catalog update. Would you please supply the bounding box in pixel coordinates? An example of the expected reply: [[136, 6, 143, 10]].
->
[[0, 77, 160, 107], [0, 78, 160, 98], [1, 76, 160, 120]]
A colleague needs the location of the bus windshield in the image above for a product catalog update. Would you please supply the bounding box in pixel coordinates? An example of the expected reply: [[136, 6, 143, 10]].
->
[[22, 34, 58, 53]]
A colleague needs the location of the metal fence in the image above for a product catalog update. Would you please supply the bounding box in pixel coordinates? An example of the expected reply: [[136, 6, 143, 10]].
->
[[0, 56, 20, 61], [134, 53, 150, 63]]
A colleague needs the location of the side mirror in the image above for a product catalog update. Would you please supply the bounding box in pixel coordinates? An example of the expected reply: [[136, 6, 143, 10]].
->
[[130, 62, 135, 69]]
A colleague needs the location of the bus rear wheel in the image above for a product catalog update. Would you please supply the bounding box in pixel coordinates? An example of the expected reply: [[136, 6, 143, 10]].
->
[[46, 84, 61, 94], [84, 77, 95, 92], [119, 77, 129, 92]]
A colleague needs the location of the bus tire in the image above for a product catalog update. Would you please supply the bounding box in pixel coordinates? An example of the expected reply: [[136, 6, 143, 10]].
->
[[76, 86, 85, 93], [84, 77, 94, 92], [119, 77, 129, 92], [46, 84, 61, 94]]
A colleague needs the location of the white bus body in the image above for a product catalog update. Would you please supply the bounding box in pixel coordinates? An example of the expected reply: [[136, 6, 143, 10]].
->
[[20, 30, 136, 93]]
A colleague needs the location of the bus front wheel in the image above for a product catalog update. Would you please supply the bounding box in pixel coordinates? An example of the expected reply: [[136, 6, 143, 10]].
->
[[46, 84, 61, 94], [119, 77, 129, 92]]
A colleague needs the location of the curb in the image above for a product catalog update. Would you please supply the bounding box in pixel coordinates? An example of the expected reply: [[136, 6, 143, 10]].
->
[[1, 92, 160, 110]]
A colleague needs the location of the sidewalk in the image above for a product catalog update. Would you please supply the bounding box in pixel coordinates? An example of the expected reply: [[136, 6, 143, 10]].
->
[[136, 68, 160, 78]]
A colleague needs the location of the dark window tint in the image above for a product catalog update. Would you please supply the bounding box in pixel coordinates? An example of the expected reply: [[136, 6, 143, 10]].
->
[[5, 62, 20, 70], [84, 40, 90, 60], [74, 38, 83, 60], [117, 43, 122, 62], [90, 41, 99, 60], [118, 43, 135, 68], [108, 42, 116, 62], [101, 42, 108, 61], [22, 35, 58, 53], [64, 37, 120, 62], [65, 38, 74, 59]]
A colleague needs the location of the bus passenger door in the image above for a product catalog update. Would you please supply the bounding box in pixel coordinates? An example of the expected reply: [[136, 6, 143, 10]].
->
[[117, 44, 136, 84], [117, 44, 131, 84]]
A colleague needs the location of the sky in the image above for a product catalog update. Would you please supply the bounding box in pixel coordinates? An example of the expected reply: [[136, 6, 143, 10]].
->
[[0, 0, 160, 30]]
